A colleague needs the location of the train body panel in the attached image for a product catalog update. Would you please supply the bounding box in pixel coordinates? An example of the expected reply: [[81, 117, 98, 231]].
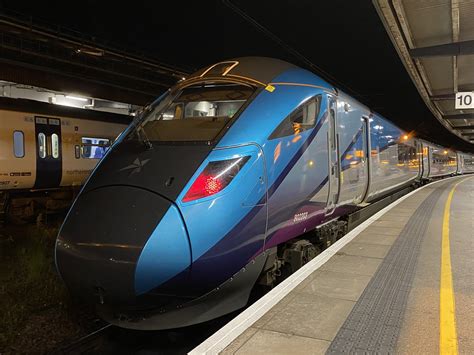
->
[[365, 113, 419, 201], [54, 57, 473, 330], [456, 152, 474, 174], [0, 102, 127, 193], [335, 92, 371, 207], [424, 141, 457, 178], [0, 109, 37, 190], [420, 140, 431, 179]]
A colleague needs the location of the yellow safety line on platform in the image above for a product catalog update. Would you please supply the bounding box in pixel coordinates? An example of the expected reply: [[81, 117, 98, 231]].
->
[[439, 178, 470, 355]]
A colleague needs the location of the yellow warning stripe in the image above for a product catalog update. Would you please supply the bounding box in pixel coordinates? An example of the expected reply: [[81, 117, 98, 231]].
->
[[439, 178, 470, 354]]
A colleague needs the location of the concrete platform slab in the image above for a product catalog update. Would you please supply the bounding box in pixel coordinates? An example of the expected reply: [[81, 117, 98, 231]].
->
[[353, 231, 399, 245], [319, 254, 382, 276], [233, 329, 330, 355], [339, 241, 391, 259], [297, 270, 372, 301], [260, 293, 355, 341]]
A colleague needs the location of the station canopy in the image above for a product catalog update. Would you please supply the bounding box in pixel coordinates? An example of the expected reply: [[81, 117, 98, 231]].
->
[[374, 0, 474, 145]]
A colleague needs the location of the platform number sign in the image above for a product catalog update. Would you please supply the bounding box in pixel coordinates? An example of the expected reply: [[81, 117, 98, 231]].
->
[[455, 92, 474, 109]]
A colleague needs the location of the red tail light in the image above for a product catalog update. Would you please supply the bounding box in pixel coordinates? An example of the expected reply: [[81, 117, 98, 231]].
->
[[182, 156, 250, 202]]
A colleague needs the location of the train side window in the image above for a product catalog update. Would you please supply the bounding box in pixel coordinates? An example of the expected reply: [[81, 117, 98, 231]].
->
[[51, 134, 60, 159], [38, 133, 46, 158], [269, 95, 321, 140], [75, 145, 81, 159], [13, 131, 25, 158], [81, 137, 110, 159], [397, 144, 415, 165]]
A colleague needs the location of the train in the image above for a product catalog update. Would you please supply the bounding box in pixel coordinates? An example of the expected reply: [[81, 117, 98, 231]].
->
[[55, 57, 474, 330], [0, 97, 128, 221]]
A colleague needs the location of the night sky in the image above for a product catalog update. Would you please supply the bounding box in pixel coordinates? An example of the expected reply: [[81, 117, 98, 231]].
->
[[1, 0, 472, 151]]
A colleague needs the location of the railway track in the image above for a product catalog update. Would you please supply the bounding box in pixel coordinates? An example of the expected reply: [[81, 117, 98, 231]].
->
[[53, 312, 239, 354], [53, 324, 113, 354]]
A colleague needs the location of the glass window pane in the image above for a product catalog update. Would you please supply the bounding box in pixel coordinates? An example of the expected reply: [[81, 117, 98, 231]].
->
[[51, 133, 59, 158], [81, 137, 110, 159], [38, 133, 46, 158], [269, 95, 321, 139], [135, 83, 255, 142], [13, 131, 24, 158]]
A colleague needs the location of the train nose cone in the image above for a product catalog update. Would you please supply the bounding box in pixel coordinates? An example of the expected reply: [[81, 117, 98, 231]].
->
[[55, 185, 191, 305]]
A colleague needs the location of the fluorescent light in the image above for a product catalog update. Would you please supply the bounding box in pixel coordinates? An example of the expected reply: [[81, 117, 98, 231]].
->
[[66, 95, 88, 102]]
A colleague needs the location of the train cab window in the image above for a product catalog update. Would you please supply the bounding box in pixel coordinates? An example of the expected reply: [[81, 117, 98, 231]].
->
[[38, 133, 46, 158], [51, 134, 59, 159], [81, 137, 110, 159], [13, 131, 25, 158], [269, 95, 321, 140], [134, 83, 255, 142]]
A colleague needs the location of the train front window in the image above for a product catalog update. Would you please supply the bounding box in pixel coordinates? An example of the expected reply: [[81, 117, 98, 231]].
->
[[136, 83, 254, 142]]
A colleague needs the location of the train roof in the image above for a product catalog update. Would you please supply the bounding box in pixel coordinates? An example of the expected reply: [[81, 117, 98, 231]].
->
[[0, 96, 132, 125], [187, 57, 334, 92]]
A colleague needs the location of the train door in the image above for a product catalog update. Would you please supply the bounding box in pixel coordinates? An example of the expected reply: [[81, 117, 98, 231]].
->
[[416, 140, 423, 177], [356, 116, 371, 204], [456, 153, 463, 174], [34, 116, 62, 189], [326, 96, 340, 215]]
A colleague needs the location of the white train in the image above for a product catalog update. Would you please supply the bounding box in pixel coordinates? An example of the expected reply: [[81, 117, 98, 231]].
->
[[0, 97, 128, 221]]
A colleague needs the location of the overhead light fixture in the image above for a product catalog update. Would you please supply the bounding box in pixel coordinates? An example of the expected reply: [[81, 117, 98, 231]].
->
[[66, 95, 88, 102]]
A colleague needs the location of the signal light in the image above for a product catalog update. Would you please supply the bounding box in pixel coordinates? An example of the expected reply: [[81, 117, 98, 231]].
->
[[182, 156, 250, 202]]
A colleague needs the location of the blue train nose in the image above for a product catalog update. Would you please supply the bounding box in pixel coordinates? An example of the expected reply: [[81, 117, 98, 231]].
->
[[55, 185, 191, 305]]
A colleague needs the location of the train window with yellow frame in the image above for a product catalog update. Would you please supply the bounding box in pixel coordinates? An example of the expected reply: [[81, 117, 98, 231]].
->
[[13, 131, 25, 158]]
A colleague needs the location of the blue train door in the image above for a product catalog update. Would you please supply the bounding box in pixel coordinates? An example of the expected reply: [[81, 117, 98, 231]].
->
[[34, 117, 62, 189], [326, 96, 340, 215]]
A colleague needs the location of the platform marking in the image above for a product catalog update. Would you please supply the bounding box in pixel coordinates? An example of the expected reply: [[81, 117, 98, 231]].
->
[[439, 178, 469, 355], [190, 176, 466, 355]]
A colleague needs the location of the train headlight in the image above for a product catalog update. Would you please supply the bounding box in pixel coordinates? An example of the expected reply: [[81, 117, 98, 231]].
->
[[182, 156, 250, 202]]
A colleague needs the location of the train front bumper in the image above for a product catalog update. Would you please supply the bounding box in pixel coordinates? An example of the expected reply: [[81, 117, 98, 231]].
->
[[55, 185, 191, 307]]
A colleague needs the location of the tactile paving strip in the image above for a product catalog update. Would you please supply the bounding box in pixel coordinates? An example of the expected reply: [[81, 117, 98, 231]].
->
[[327, 185, 446, 354]]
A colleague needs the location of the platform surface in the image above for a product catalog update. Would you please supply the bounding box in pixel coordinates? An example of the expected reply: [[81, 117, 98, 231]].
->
[[215, 176, 473, 354]]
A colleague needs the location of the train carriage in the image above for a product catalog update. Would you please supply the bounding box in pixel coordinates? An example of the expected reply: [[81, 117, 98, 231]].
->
[[47, 57, 474, 330], [0, 97, 128, 219]]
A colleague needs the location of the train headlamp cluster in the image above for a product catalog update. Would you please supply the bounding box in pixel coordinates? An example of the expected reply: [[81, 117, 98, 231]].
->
[[182, 156, 250, 202]]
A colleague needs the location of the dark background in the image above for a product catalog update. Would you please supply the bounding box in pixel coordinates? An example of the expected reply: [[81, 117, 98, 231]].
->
[[1, 0, 472, 151]]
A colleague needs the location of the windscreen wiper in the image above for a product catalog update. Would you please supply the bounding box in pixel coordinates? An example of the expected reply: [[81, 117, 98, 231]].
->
[[137, 125, 153, 150]]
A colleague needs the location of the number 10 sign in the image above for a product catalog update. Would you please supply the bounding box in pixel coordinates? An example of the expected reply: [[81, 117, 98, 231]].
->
[[455, 92, 474, 109]]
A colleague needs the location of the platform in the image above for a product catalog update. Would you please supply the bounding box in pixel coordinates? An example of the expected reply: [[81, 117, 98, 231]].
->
[[191, 176, 474, 354]]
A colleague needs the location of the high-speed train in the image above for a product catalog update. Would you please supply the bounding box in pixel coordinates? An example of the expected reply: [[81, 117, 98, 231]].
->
[[0, 97, 128, 220], [55, 57, 474, 330]]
